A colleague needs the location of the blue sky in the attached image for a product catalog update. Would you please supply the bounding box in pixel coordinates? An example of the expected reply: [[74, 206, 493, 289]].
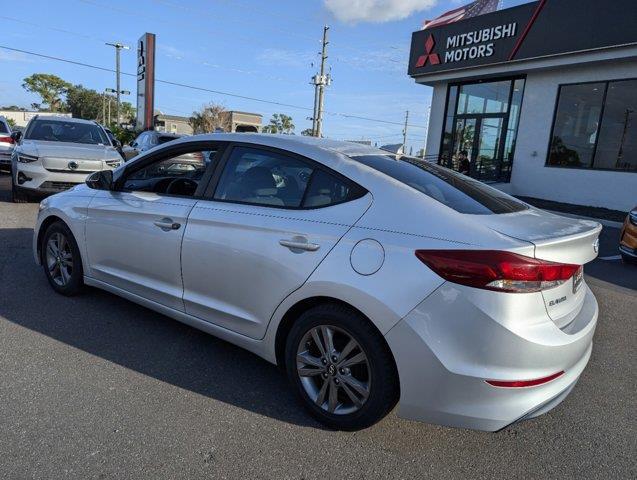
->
[[0, 0, 532, 152]]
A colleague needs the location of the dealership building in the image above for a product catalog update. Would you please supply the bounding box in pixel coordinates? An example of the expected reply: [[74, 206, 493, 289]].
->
[[409, 0, 637, 211]]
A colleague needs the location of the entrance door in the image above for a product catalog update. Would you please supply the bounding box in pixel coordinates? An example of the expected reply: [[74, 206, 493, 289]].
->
[[451, 115, 505, 181], [473, 117, 504, 181]]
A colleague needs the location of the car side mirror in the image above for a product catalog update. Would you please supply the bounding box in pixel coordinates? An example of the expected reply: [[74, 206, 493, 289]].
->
[[113, 139, 122, 149], [86, 170, 113, 190], [11, 131, 22, 142]]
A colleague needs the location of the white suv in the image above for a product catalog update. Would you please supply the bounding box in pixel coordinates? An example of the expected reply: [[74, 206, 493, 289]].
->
[[11, 115, 122, 202]]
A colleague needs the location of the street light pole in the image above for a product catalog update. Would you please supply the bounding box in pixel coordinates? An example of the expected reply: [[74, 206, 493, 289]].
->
[[106, 42, 130, 126]]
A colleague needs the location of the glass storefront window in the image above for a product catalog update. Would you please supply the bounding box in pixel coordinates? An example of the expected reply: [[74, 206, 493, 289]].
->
[[457, 81, 511, 115], [439, 77, 525, 183], [592, 80, 637, 171], [547, 79, 637, 171]]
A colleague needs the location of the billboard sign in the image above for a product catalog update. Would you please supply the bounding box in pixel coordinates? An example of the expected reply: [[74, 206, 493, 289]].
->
[[409, 0, 637, 78], [136, 33, 156, 131]]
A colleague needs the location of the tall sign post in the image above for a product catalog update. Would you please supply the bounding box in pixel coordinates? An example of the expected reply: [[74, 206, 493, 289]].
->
[[136, 33, 156, 131]]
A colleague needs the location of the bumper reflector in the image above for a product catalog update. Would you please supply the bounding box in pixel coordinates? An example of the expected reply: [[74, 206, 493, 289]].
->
[[486, 371, 564, 388]]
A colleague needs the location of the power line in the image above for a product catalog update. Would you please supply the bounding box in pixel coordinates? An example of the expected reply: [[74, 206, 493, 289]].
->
[[0, 44, 426, 129], [0, 15, 300, 85], [76, 0, 407, 70]]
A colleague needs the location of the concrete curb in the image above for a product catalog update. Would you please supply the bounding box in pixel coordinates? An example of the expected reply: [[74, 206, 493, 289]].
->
[[545, 210, 624, 229]]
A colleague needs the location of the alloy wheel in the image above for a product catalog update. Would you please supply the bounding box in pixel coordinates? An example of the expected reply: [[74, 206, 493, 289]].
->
[[296, 325, 371, 415], [45, 232, 74, 287]]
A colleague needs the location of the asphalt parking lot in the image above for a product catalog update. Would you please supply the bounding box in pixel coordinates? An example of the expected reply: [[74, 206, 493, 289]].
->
[[0, 174, 635, 479]]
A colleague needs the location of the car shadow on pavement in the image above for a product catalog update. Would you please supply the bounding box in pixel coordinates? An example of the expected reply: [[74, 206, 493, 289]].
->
[[0, 226, 323, 429]]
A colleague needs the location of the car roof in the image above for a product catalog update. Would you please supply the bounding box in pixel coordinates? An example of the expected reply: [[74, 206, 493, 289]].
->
[[169, 133, 388, 158]]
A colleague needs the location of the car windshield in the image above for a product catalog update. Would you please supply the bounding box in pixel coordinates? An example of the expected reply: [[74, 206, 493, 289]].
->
[[353, 154, 528, 215], [25, 119, 108, 145]]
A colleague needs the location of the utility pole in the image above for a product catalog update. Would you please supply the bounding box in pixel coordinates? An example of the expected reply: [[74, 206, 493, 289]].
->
[[422, 104, 431, 158], [311, 26, 331, 137], [402, 110, 409, 154], [106, 42, 130, 126]]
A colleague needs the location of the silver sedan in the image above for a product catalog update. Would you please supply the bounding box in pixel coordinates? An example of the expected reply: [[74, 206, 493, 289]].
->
[[34, 134, 600, 431]]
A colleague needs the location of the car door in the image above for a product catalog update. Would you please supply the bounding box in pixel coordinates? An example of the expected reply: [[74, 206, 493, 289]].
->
[[181, 144, 372, 339], [85, 141, 223, 310]]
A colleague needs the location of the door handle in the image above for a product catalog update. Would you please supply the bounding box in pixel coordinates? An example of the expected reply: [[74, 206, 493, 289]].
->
[[279, 238, 320, 252], [154, 218, 181, 231]]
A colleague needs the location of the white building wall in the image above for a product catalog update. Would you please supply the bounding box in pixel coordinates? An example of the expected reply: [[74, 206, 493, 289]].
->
[[424, 83, 447, 159], [510, 61, 637, 212]]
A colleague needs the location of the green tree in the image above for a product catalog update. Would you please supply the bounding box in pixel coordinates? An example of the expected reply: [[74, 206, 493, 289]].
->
[[189, 103, 231, 134], [300, 128, 313, 136], [6, 118, 17, 129], [120, 102, 136, 125], [66, 85, 107, 120], [22, 74, 71, 112], [262, 113, 295, 134]]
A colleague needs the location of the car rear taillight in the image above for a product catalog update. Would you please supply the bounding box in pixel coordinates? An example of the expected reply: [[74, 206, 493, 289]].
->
[[0, 135, 14, 144], [414, 250, 581, 293]]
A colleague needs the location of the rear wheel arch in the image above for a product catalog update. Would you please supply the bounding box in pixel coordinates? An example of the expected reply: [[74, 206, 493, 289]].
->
[[274, 296, 399, 382]]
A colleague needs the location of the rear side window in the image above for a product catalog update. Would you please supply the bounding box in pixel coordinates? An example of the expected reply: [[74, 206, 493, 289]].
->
[[0, 122, 8, 134], [354, 155, 527, 214], [214, 146, 365, 209]]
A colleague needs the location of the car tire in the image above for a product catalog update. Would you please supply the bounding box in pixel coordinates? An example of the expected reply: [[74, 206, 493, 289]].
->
[[285, 303, 399, 431], [11, 179, 30, 203], [41, 221, 84, 296]]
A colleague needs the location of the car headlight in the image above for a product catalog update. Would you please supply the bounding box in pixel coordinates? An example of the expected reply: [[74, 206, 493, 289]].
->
[[105, 159, 122, 168], [17, 153, 39, 163]]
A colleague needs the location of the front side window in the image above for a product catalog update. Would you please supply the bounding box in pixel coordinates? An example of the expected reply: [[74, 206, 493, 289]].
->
[[355, 154, 527, 215], [25, 119, 108, 145], [214, 146, 363, 209], [0, 122, 9, 134], [547, 80, 637, 172], [122, 149, 217, 197]]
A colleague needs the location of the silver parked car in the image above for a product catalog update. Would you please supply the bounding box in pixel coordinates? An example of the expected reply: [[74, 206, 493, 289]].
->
[[34, 134, 600, 431]]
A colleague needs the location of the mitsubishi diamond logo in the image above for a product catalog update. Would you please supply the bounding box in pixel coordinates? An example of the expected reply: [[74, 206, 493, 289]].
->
[[415, 34, 441, 68], [68, 161, 78, 171]]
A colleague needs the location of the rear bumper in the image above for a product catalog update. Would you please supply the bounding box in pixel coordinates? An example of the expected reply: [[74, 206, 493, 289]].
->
[[385, 283, 598, 431], [0, 152, 12, 171]]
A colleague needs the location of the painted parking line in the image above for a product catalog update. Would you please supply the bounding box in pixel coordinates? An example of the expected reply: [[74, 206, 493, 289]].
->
[[598, 255, 622, 261]]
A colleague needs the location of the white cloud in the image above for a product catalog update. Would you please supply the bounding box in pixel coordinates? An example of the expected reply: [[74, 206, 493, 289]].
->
[[0, 50, 33, 63], [323, 0, 438, 23]]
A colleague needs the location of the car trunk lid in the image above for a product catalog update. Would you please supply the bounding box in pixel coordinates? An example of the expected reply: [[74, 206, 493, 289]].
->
[[474, 207, 601, 328]]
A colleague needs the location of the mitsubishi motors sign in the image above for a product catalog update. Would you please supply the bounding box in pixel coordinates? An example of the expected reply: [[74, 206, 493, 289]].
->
[[408, 0, 637, 78]]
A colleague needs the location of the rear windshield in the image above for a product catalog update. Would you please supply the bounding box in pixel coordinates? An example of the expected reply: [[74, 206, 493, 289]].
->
[[353, 154, 528, 214], [25, 119, 108, 145]]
